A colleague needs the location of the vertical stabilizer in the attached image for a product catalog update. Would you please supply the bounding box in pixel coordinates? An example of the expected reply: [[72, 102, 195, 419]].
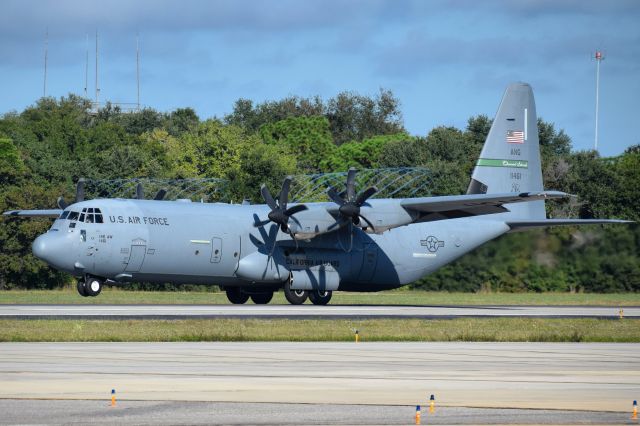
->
[[467, 82, 545, 220]]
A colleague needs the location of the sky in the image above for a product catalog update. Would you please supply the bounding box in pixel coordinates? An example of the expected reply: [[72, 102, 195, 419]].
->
[[1, 0, 639, 156]]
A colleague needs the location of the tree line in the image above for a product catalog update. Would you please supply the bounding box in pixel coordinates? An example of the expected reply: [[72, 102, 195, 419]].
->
[[0, 91, 638, 292]]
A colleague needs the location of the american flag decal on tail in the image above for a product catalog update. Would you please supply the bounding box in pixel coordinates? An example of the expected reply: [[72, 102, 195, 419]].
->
[[506, 130, 524, 144]]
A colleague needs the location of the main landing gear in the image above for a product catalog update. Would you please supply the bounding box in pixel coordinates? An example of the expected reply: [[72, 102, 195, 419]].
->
[[308, 290, 332, 305], [77, 276, 103, 297], [283, 280, 308, 305], [225, 287, 274, 305]]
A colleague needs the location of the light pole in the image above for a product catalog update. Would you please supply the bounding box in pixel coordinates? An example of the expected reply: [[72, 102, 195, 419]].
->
[[594, 50, 604, 151]]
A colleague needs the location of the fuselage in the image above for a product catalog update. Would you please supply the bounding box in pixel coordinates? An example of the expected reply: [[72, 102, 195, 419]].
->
[[32, 198, 510, 292]]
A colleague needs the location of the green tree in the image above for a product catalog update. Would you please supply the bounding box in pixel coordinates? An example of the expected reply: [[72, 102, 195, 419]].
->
[[259, 116, 335, 172]]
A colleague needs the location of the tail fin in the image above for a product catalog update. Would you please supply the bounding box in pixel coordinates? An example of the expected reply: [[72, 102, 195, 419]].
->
[[467, 82, 545, 220]]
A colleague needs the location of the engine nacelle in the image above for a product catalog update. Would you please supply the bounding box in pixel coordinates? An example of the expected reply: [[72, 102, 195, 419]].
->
[[289, 268, 340, 292], [236, 252, 287, 283]]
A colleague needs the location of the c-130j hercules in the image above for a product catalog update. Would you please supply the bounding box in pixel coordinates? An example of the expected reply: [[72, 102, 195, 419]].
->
[[4, 83, 631, 305]]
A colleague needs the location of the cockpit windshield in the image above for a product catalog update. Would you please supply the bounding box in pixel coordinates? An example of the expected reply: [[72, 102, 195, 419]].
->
[[60, 208, 103, 223], [67, 211, 79, 221]]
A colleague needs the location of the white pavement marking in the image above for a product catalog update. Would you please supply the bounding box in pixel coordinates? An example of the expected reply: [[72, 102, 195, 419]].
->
[[0, 304, 637, 318], [0, 342, 638, 412]]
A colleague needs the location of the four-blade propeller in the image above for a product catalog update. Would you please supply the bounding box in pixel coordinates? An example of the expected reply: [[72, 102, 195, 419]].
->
[[255, 176, 308, 235], [326, 167, 378, 231], [57, 179, 167, 209], [57, 178, 85, 210]]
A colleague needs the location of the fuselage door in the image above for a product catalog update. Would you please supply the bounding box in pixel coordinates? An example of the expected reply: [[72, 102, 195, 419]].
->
[[125, 239, 147, 272], [210, 237, 222, 263]]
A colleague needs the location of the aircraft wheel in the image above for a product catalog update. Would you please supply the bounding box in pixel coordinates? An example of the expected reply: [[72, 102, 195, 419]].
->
[[250, 292, 274, 305], [226, 287, 249, 304], [283, 283, 308, 305], [308, 290, 332, 305], [76, 280, 88, 297], [84, 277, 103, 297]]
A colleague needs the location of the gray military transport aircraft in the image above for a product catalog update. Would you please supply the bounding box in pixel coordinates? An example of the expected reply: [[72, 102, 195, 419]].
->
[[4, 83, 631, 305]]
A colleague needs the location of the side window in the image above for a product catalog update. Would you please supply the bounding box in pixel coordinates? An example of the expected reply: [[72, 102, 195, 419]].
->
[[79, 213, 85, 222], [94, 208, 104, 223], [59, 211, 69, 219], [68, 211, 79, 221]]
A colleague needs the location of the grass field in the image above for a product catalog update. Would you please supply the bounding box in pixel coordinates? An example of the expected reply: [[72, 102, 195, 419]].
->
[[0, 318, 637, 342], [1, 288, 639, 306]]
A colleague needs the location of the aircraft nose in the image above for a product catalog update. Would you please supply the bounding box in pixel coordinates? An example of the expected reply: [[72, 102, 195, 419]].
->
[[32, 233, 72, 272], [32, 234, 49, 261]]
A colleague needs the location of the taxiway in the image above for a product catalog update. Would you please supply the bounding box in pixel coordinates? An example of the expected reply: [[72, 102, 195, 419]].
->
[[0, 303, 637, 319]]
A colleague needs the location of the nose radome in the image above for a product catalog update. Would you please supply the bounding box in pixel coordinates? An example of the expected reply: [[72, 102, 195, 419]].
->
[[32, 234, 49, 261]]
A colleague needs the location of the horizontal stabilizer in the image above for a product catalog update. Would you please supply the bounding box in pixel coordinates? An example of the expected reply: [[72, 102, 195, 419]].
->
[[507, 218, 634, 232], [3, 209, 62, 218], [402, 191, 569, 222]]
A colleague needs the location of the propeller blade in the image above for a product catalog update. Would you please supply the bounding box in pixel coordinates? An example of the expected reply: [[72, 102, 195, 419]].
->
[[253, 218, 272, 227], [355, 186, 378, 206], [279, 176, 292, 208], [57, 196, 68, 210], [260, 184, 278, 210], [153, 189, 167, 201], [358, 214, 376, 232], [136, 183, 144, 200], [327, 220, 343, 231], [75, 179, 85, 203], [326, 187, 346, 206], [346, 168, 357, 201], [284, 204, 308, 217]]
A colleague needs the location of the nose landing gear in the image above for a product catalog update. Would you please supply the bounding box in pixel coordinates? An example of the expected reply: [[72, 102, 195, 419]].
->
[[77, 276, 103, 297]]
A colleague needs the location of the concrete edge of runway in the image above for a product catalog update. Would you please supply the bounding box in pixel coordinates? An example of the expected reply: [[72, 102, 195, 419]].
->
[[0, 314, 633, 320]]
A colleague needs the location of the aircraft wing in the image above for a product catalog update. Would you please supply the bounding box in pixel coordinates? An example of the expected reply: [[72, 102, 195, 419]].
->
[[3, 209, 62, 218], [401, 191, 568, 222], [506, 218, 634, 232]]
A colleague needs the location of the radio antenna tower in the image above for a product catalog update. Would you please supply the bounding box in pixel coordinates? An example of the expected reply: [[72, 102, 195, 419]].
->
[[95, 31, 100, 109], [594, 50, 604, 151], [136, 33, 140, 110], [84, 34, 89, 97], [43, 28, 48, 97]]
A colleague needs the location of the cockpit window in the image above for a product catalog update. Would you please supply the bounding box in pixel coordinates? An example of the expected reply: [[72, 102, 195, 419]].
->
[[79, 212, 85, 222], [59, 211, 69, 220], [68, 211, 79, 221]]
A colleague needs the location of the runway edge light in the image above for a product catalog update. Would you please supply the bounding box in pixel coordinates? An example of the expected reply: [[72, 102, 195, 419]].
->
[[429, 394, 435, 414], [111, 389, 116, 407], [415, 405, 421, 425], [632, 400, 637, 420]]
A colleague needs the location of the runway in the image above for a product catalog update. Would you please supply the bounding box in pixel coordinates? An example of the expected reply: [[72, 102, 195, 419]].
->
[[0, 400, 628, 425], [0, 342, 637, 414], [1, 303, 637, 319]]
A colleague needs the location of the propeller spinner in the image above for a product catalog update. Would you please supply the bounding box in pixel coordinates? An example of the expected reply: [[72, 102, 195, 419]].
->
[[327, 167, 378, 231], [255, 176, 308, 235]]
